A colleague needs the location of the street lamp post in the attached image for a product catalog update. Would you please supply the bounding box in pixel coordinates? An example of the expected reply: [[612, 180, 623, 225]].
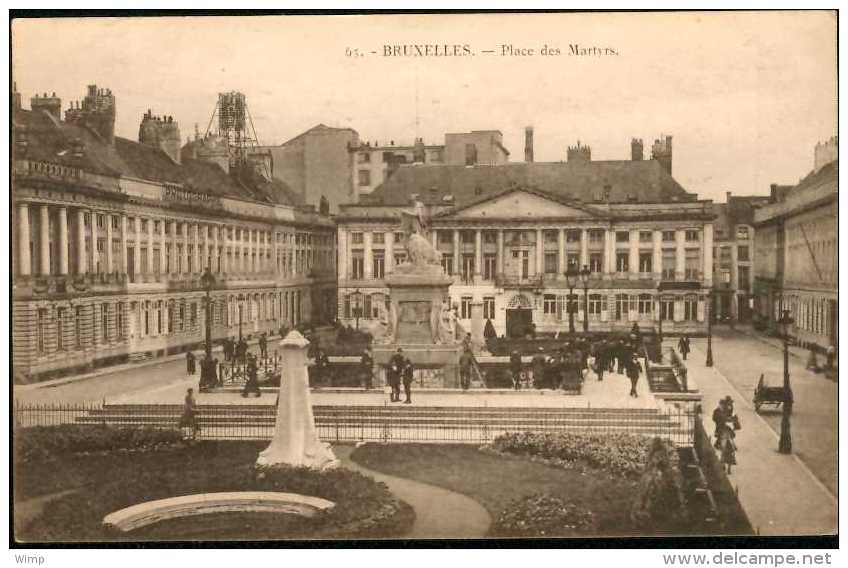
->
[[564, 265, 578, 334], [657, 294, 664, 344], [199, 267, 217, 391], [706, 289, 714, 367], [238, 295, 244, 342], [778, 308, 795, 454], [580, 264, 591, 333]]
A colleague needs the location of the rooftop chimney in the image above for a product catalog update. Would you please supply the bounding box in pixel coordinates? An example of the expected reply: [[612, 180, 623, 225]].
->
[[12, 82, 21, 110], [65, 84, 116, 144], [567, 140, 591, 162], [139, 110, 181, 164], [524, 126, 534, 163], [631, 138, 644, 161], [726, 191, 732, 203], [650, 135, 672, 175], [30, 91, 62, 121]]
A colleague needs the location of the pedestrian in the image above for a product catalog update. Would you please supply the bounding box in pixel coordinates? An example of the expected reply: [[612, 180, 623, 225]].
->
[[531, 347, 547, 389], [242, 354, 261, 397], [826, 344, 836, 370], [259, 333, 268, 360], [459, 347, 474, 391], [678, 335, 691, 360], [627, 353, 642, 397], [388, 348, 405, 402], [509, 350, 523, 390], [179, 388, 200, 440], [402, 357, 414, 404], [462, 332, 473, 353], [806, 346, 821, 373], [712, 398, 728, 444], [186, 351, 196, 375], [361, 347, 374, 390], [717, 421, 738, 475]]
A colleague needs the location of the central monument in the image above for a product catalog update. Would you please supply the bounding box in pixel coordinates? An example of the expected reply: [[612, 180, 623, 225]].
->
[[375, 201, 461, 387]]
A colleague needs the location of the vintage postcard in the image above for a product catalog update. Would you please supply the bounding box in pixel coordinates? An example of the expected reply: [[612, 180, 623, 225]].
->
[[9, 10, 838, 548]]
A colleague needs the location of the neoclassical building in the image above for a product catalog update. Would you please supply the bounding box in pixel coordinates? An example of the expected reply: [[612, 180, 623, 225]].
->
[[12, 85, 337, 380], [336, 141, 717, 338], [753, 138, 838, 350]]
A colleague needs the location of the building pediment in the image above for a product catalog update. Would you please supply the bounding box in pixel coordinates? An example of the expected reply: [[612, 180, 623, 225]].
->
[[448, 188, 605, 219]]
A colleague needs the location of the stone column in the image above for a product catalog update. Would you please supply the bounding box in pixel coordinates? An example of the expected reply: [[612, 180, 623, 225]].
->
[[57, 207, 68, 275], [212, 226, 219, 273], [39, 205, 50, 275], [363, 231, 373, 279], [120, 215, 128, 274], [134, 217, 142, 276], [629, 229, 639, 277], [675, 229, 686, 281], [474, 229, 482, 277], [452, 229, 460, 275], [384, 230, 394, 274], [703, 223, 714, 288], [557, 228, 566, 275], [535, 229, 543, 276], [105, 214, 113, 273], [653, 230, 662, 280], [604, 229, 614, 276], [470, 301, 484, 352], [89, 209, 96, 273], [146, 219, 154, 276], [76, 209, 87, 275], [158, 219, 166, 275], [193, 223, 200, 273], [203, 224, 210, 270], [497, 229, 504, 275], [17, 204, 31, 276], [337, 228, 348, 280], [580, 228, 589, 269]]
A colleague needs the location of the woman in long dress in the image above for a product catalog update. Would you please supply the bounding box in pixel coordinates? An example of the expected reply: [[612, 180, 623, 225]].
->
[[718, 422, 737, 474]]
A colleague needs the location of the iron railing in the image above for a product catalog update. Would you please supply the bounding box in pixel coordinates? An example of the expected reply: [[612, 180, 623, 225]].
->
[[13, 400, 696, 446]]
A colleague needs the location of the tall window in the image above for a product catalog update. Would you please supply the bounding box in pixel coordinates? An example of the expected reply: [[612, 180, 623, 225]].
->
[[465, 143, 478, 165], [483, 297, 495, 320], [101, 303, 109, 342], [56, 307, 66, 351], [640, 231, 653, 243], [460, 296, 473, 319], [373, 253, 385, 279], [639, 252, 653, 273], [544, 252, 558, 274], [616, 231, 630, 242], [116, 302, 124, 339], [662, 230, 676, 242], [638, 294, 653, 316], [588, 294, 603, 317], [684, 249, 700, 280], [588, 229, 604, 244], [351, 253, 364, 279], [358, 170, 371, 186], [566, 230, 581, 243], [737, 245, 750, 261], [462, 254, 474, 282], [615, 294, 630, 320], [483, 254, 497, 280], [662, 249, 676, 279], [684, 295, 698, 320], [441, 254, 454, 275], [589, 253, 603, 273], [660, 298, 675, 321], [543, 294, 557, 315], [567, 253, 580, 271], [616, 253, 629, 273], [685, 230, 700, 242]]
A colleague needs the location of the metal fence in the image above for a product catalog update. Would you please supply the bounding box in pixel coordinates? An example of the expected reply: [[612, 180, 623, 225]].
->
[[13, 400, 695, 446]]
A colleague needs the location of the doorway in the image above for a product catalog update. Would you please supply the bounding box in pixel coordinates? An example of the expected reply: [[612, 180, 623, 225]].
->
[[506, 308, 532, 338]]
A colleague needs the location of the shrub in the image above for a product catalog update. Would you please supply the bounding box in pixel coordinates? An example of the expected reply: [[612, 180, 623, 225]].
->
[[15, 425, 184, 463], [491, 494, 597, 537], [629, 438, 689, 533], [488, 431, 652, 479]]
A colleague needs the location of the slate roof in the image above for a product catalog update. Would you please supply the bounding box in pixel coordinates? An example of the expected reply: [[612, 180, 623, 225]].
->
[[360, 159, 697, 208], [14, 107, 299, 206]]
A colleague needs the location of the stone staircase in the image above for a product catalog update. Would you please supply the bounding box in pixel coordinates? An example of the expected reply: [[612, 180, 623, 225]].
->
[[647, 364, 681, 393], [75, 403, 693, 445]]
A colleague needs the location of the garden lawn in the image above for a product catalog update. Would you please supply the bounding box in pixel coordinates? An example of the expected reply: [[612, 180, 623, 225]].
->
[[351, 444, 640, 536]]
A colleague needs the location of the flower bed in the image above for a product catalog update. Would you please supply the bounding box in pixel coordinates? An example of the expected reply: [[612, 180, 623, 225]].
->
[[491, 494, 597, 537], [15, 425, 184, 463], [15, 431, 413, 542], [488, 431, 653, 479]]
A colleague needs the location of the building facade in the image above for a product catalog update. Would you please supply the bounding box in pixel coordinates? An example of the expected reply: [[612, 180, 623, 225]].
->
[[710, 193, 769, 322], [336, 141, 717, 339], [350, 130, 510, 197], [753, 139, 838, 350], [12, 85, 337, 380]]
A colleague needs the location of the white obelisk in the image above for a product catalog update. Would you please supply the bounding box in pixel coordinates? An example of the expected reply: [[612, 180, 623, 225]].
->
[[256, 330, 338, 469]]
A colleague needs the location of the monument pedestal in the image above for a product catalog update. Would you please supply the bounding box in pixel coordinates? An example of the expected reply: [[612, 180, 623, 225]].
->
[[379, 266, 459, 388]]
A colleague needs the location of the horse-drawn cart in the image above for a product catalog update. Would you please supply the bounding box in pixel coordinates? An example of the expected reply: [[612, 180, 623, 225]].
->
[[753, 373, 793, 414]]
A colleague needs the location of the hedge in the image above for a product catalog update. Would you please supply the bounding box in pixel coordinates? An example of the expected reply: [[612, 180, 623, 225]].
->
[[15, 425, 184, 463]]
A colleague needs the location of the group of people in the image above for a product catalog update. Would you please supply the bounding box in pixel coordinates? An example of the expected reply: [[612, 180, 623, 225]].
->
[[508, 332, 645, 396], [712, 395, 741, 474], [387, 348, 414, 403], [222, 336, 250, 363]]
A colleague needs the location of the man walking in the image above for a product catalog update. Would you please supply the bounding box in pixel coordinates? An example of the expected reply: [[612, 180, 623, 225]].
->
[[532, 347, 547, 389], [388, 348, 405, 402], [259, 332, 268, 360], [678, 335, 691, 360], [179, 388, 200, 440], [402, 357, 414, 404], [626, 353, 642, 397], [186, 351, 196, 375], [459, 347, 474, 391]]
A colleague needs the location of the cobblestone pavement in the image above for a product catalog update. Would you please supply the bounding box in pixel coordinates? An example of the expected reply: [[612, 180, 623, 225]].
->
[[693, 327, 837, 496]]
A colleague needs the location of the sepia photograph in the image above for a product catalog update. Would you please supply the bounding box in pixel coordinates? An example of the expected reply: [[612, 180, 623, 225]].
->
[[7, 9, 839, 549]]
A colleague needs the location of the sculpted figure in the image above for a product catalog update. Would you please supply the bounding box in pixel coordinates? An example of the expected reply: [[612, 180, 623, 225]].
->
[[398, 202, 442, 270]]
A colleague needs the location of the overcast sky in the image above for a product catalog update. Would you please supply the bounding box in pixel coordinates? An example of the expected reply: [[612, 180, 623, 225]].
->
[[12, 11, 836, 202]]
